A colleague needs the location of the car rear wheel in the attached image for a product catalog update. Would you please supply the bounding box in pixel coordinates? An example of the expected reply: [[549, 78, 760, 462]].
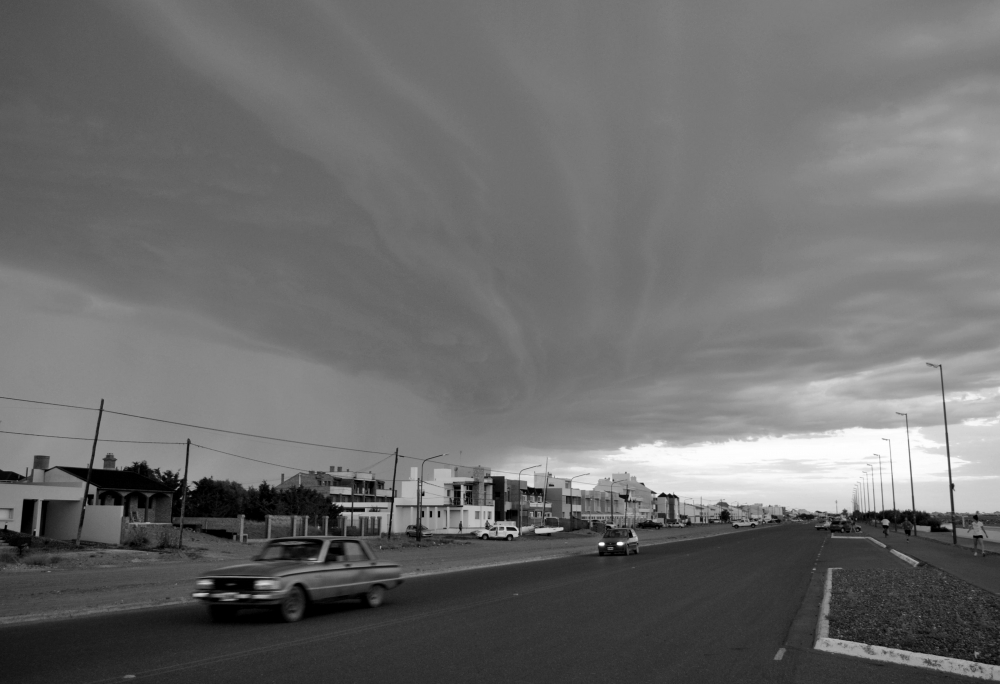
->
[[278, 585, 307, 623], [362, 585, 386, 608], [506, 534, 513, 541], [208, 605, 237, 623]]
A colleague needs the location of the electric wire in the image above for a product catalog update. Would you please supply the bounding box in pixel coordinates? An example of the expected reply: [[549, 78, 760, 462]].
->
[[0, 429, 185, 445], [0, 395, 98, 411]]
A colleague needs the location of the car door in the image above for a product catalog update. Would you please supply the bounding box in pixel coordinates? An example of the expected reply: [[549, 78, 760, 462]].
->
[[629, 529, 639, 552], [313, 541, 353, 600], [340, 540, 376, 596]]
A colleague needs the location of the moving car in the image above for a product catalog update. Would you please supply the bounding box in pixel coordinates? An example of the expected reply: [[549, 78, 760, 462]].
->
[[192, 537, 403, 623], [598, 527, 640, 555], [732, 519, 757, 528], [479, 522, 520, 540], [405, 525, 433, 538], [637, 519, 663, 529], [814, 518, 831, 531]]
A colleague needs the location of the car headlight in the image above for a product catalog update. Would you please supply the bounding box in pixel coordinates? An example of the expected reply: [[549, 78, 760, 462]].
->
[[616, 541, 624, 546], [598, 542, 605, 546], [196, 579, 214, 590], [253, 579, 281, 591]]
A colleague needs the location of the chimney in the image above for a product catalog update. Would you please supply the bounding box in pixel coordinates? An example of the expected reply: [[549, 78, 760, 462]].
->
[[32, 455, 50, 482], [102, 453, 117, 470]]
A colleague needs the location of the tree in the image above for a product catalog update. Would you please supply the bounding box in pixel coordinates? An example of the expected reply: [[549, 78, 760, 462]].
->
[[720, 509, 731, 523], [185, 478, 246, 518]]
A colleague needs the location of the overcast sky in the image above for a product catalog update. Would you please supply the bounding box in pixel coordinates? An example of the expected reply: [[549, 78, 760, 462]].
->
[[1, 1, 998, 514]]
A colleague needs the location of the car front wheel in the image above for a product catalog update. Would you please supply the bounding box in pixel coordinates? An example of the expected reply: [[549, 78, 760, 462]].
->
[[480, 534, 489, 540], [278, 585, 307, 623], [362, 585, 386, 608]]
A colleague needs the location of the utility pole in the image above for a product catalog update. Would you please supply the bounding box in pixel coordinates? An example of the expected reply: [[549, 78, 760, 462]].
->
[[387, 448, 399, 540], [926, 363, 958, 545], [178, 439, 191, 549], [75, 399, 104, 546]]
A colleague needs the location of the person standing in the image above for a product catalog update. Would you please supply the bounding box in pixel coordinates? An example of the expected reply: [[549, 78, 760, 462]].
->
[[881, 516, 890, 537], [969, 514, 989, 557], [902, 516, 913, 542], [458, 521, 463, 534]]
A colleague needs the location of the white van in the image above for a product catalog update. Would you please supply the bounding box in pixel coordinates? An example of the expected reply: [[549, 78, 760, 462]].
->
[[478, 522, 520, 541]]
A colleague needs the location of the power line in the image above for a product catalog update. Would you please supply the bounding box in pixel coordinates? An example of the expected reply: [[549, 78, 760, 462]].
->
[[0, 429, 185, 445], [105, 409, 394, 456], [191, 443, 318, 472], [0, 396, 98, 411]]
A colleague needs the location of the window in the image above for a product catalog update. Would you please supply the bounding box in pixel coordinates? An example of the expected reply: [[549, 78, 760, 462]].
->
[[0, 508, 12, 521], [474, 511, 480, 519], [343, 541, 368, 562]]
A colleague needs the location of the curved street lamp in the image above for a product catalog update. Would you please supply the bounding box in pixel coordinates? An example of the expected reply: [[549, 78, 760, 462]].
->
[[896, 411, 917, 537], [416, 453, 446, 541], [865, 463, 877, 517], [873, 454, 885, 513], [517, 464, 541, 531], [927, 362, 958, 545]]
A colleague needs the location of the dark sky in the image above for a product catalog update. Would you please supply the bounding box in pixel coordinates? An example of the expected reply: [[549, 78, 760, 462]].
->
[[1, 1, 998, 512]]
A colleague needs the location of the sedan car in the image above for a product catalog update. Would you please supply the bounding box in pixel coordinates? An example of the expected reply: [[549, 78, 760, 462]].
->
[[192, 537, 403, 623], [598, 527, 640, 555], [405, 525, 433, 538], [732, 520, 757, 528], [636, 520, 663, 529]]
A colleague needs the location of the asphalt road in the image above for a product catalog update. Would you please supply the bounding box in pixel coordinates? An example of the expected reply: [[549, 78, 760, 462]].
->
[[2, 525, 975, 684]]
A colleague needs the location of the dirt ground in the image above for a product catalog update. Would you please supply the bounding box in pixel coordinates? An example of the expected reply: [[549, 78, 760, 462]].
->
[[0, 524, 747, 624]]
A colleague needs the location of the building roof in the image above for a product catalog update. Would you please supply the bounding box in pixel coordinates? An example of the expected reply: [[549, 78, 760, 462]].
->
[[55, 467, 174, 493], [0, 469, 25, 481]]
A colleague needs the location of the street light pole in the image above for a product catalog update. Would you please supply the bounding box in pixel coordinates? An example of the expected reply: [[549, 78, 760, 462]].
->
[[896, 412, 917, 537], [516, 464, 541, 531], [866, 463, 877, 519], [566, 473, 590, 531], [882, 438, 898, 529], [416, 453, 446, 541], [927, 362, 958, 545], [873, 453, 885, 513]]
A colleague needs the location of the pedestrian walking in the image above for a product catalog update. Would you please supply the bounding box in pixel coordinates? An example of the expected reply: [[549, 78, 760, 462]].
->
[[902, 516, 913, 542], [458, 521, 463, 534], [969, 514, 989, 557], [881, 516, 890, 537]]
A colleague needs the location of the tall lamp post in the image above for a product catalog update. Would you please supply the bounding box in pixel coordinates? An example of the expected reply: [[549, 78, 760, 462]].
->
[[866, 463, 877, 518], [416, 453, 446, 541], [566, 473, 589, 530], [516, 464, 541, 531], [896, 412, 917, 537], [882, 438, 898, 529], [926, 362, 958, 545], [873, 454, 885, 514]]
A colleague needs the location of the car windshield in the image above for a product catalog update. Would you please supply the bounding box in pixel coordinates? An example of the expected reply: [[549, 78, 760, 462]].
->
[[256, 540, 323, 561], [603, 529, 628, 538]]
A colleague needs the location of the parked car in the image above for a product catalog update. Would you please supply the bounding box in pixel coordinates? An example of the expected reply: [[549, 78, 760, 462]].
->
[[830, 518, 853, 533], [479, 522, 520, 541], [598, 527, 640, 555], [666, 520, 686, 528], [815, 518, 831, 531], [732, 520, 757, 528], [637, 520, 663, 529], [405, 525, 432, 538], [192, 537, 403, 623]]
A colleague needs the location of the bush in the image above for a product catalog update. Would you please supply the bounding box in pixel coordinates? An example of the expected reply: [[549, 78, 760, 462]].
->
[[123, 526, 149, 548]]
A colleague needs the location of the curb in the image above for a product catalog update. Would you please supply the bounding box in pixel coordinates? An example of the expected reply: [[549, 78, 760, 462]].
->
[[889, 548, 921, 567], [815, 567, 1000, 680]]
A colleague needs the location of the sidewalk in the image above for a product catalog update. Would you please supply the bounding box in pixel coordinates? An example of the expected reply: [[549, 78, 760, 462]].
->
[[873, 528, 1000, 595]]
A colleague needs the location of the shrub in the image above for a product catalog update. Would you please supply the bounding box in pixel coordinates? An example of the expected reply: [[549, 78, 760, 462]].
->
[[123, 526, 150, 548]]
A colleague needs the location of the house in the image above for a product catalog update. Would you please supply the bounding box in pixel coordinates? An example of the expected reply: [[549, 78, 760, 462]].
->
[[276, 466, 393, 536], [0, 454, 174, 544], [392, 466, 494, 533]]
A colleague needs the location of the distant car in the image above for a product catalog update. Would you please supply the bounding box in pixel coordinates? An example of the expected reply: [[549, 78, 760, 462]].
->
[[732, 520, 757, 528], [637, 520, 663, 529], [479, 522, 520, 541], [830, 519, 853, 533], [666, 521, 686, 528], [598, 528, 640, 555], [405, 525, 433, 538], [815, 518, 831, 531], [192, 537, 403, 623]]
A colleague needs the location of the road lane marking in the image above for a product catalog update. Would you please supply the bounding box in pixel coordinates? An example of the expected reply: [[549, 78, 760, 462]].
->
[[774, 648, 785, 660]]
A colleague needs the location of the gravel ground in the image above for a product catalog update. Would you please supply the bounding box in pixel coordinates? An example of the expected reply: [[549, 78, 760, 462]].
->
[[829, 567, 1000, 665]]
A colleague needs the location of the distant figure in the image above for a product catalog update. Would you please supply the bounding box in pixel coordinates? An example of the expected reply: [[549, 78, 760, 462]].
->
[[969, 514, 989, 557], [458, 521, 463, 534], [902, 517, 913, 542], [881, 517, 890, 537]]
